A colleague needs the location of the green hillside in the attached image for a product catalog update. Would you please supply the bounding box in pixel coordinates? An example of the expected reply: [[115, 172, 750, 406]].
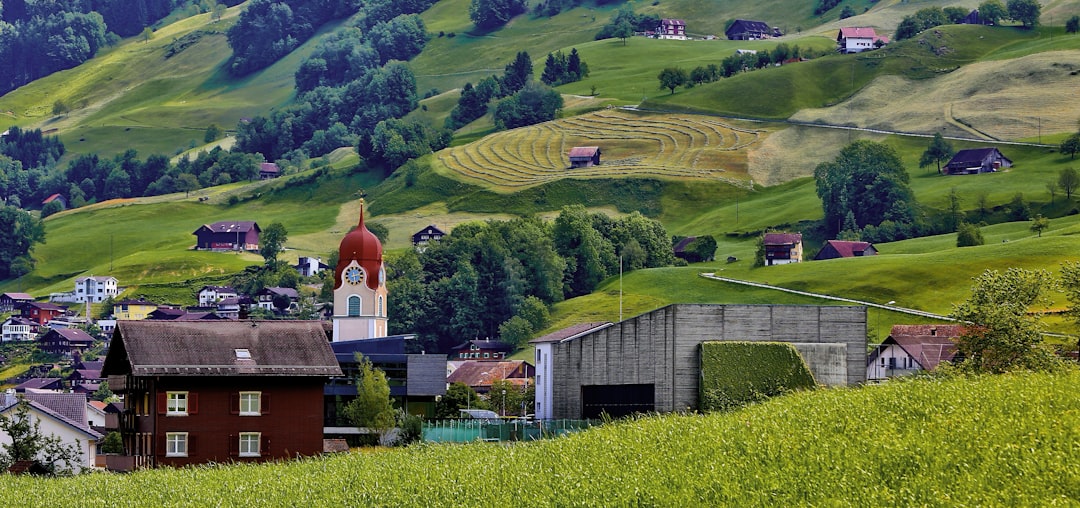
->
[[2, 371, 1077, 504]]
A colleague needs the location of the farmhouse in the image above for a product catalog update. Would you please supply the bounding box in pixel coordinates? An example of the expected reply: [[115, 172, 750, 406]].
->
[[192, 221, 261, 251], [533, 305, 866, 419], [2, 316, 36, 342], [411, 225, 446, 247], [656, 19, 687, 40], [568, 146, 601, 168], [258, 162, 280, 180], [944, 147, 1012, 175], [814, 240, 878, 261], [725, 19, 778, 40], [836, 27, 889, 53], [867, 325, 963, 380], [763, 232, 803, 265], [101, 320, 342, 470], [38, 328, 95, 357], [198, 285, 238, 306], [41, 193, 67, 209], [0, 292, 33, 313], [296, 256, 329, 277]]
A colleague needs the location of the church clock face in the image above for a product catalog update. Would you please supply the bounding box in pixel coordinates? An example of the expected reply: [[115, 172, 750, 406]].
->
[[345, 266, 364, 285]]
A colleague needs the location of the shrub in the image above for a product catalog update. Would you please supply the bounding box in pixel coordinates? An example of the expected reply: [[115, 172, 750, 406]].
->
[[699, 341, 816, 412], [956, 222, 984, 247]]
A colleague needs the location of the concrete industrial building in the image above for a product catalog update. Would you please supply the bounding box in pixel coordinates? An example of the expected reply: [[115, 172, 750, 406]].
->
[[533, 304, 866, 420]]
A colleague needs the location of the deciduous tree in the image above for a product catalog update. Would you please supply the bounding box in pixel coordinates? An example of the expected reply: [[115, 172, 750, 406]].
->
[[658, 67, 688, 95], [814, 140, 917, 237], [343, 355, 395, 437], [1007, 0, 1041, 27], [1060, 167, 1079, 199], [978, 0, 1008, 24], [919, 133, 954, 174], [1030, 214, 1050, 237], [0, 399, 83, 475], [259, 222, 288, 268], [1060, 133, 1080, 160], [956, 222, 984, 247]]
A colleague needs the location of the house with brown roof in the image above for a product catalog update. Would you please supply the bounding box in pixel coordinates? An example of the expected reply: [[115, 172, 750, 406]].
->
[[725, 19, 778, 40], [411, 225, 446, 248], [763, 232, 803, 265], [944, 148, 1012, 175], [867, 324, 964, 380], [2, 316, 37, 342], [447, 360, 535, 394], [101, 320, 342, 470], [814, 240, 878, 261], [258, 162, 280, 180], [37, 328, 95, 358], [0, 292, 34, 313], [568, 146, 601, 168], [18, 301, 68, 326], [192, 221, 261, 251]]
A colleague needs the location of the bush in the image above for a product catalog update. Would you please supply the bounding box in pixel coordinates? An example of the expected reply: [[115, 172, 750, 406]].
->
[[699, 341, 816, 412], [956, 222, 985, 247]]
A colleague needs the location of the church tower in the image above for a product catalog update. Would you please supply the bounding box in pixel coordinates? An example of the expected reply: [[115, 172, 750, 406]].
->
[[332, 201, 388, 341]]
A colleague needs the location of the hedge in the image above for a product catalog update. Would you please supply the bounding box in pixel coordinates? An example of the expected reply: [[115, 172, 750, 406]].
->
[[700, 341, 817, 411]]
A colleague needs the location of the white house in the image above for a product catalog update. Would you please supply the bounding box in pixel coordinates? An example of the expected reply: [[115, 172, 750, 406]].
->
[[74, 276, 118, 303], [0, 392, 102, 472], [867, 325, 963, 381], [295, 257, 329, 277], [197, 285, 238, 307], [837, 27, 889, 54], [2, 317, 35, 342], [529, 322, 612, 420]]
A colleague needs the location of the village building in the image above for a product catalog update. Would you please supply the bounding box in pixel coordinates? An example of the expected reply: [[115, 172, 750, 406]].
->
[[113, 299, 158, 321], [944, 147, 1012, 175], [0, 392, 102, 472], [101, 320, 342, 470], [725, 19, 779, 40], [867, 325, 964, 380], [814, 240, 878, 261], [41, 193, 67, 209], [0, 292, 34, 313], [255, 287, 300, 313], [38, 328, 95, 358], [325, 336, 446, 424], [2, 316, 37, 342], [332, 202, 388, 341], [446, 360, 534, 395], [296, 256, 329, 277], [568, 146, 601, 168], [836, 27, 889, 53], [192, 221, 261, 251], [450, 339, 514, 361], [198, 286, 238, 306], [763, 232, 803, 265], [74, 276, 118, 303], [656, 19, 687, 40], [411, 225, 446, 248], [18, 301, 68, 326]]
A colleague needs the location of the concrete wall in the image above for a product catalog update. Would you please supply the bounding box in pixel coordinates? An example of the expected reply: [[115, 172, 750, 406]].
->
[[549, 304, 866, 419]]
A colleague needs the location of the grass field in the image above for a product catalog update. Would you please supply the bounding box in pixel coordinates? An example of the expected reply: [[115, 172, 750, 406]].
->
[[2, 371, 1077, 505]]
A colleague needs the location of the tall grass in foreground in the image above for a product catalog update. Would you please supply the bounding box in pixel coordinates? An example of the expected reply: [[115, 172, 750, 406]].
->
[[3, 371, 1078, 506]]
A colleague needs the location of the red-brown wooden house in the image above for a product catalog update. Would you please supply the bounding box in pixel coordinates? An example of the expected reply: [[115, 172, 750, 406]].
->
[[192, 221, 261, 251], [101, 320, 342, 470], [18, 301, 68, 326]]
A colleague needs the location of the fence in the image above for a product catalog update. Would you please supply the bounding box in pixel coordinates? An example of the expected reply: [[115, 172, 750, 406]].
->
[[422, 419, 597, 443]]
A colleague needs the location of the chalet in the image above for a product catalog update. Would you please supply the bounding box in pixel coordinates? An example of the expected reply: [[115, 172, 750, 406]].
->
[[18, 301, 68, 326], [2, 316, 37, 342], [814, 240, 878, 261], [0, 292, 34, 313], [446, 360, 534, 394], [295, 257, 329, 277], [0, 392, 102, 472], [74, 276, 118, 303], [725, 19, 778, 40], [836, 27, 889, 54], [38, 328, 95, 357], [192, 221, 261, 251], [656, 19, 687, 40], [101, 320, 342, 470], [113, 299, 158, 321], [41, 193, 67, 209], [411, 225, 446, 247], [763, 232, 803, 265], [198, 286, 238, 307], [944, 148, 1012, 175], [258, 162, 280, 180], [568, 146, 601, 168], [867, 325, 964, 380], [451, 339, 514, 361], [255, 287, 299, 313]]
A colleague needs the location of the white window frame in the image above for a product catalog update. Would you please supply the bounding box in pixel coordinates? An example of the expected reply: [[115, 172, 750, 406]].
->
[[239, 432, 261, 457], [167, 391, 188, 416], [239, 392, 261, 416], [166, 432, 188, 457]]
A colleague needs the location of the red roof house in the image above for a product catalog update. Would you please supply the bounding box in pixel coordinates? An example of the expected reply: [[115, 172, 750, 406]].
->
[[837, 27, 889, 53], [814, 240, 878, 260], [867, 325, 964, 380], [568, 146, 601, 168]]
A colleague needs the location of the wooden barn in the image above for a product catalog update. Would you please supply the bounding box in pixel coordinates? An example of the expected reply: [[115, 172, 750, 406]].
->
[[944, 148, 1012, 175], [568, 146, 601, 168], [192, 221, 261, 251]]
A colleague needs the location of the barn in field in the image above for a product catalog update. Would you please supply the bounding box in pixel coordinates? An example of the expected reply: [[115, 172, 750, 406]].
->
[[568, 146, 601, 168]]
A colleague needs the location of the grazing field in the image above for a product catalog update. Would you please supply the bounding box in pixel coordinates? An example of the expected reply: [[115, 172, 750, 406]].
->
[[3, 371, 1077, 505], [436, 110, 765, 190]]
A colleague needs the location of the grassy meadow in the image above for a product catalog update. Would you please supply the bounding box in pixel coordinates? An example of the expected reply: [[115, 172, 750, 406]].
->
[[2, 371, 1077, 505]]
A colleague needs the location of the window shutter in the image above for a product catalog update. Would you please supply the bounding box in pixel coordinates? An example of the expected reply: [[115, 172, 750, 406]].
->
[[261, 394, 270, 415], [261, 434, 270, 457], [228, 434, 238, 457], [157, 434, 166, 456], [157, 393, 167, 415], [188, 393, 198, 415], [188, 435, 196, 457], [230, 393, 240, 415]]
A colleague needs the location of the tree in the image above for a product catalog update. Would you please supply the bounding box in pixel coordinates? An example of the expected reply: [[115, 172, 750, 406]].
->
[[493, 82, 563, 130], [259, 222, 288, 268], [498, 315, 533, 348], [435, 382, 488, 419], [1006, 0, 1041, 27], [1046, 180, 1059, 205], [91, 381, 116, 402], [1030, 214, 1050, 237], [919, 133, 954, 174], [0, 204, 46, 279], [1059, 167, 1079, 198], [956, 222, 985, 247], [141, 26, 153, 42], [814, 140, 917, 237], [101, 431, 123, 454], [41, 199, 64, 218], [613, 20, 634, 45], [1067, 15, 1080, 33], [978, 0, 1008, 24], [1060, 133, 1080, 160], [0, 398, 83, 475], [343, 355, 396, 438], [500, 51, 533, 96], [1059, 260, 1080, 327], [204, 124, 222, 143], [469, 0, 527, 30], [839, 5, 856, 19], [950, 268, 1060, 373], [657, 67, 688, 95], [212, 3, 227, 22], [944, 187, 963, 233]]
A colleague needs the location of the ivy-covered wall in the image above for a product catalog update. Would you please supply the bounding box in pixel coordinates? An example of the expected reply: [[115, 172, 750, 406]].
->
[[700, 341, 817, 412]]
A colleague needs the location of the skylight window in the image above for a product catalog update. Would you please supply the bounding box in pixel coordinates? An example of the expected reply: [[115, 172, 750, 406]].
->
[[235, 349, 252, 359]]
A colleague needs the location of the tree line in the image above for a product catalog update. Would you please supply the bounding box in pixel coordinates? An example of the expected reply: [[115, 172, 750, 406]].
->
[[446, 51, 566, 132], [658, 44, 822, 95], [895, 0, 1041, 41]]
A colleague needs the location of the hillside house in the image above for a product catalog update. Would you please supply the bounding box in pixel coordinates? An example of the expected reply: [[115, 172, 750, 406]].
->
[[113, 299, 158, 321], [836, 27, 889, 53], [411, 225, 446, 248], [101, 320, 342, 470], [192, 221, 261, 251], [0, 292, 34, 313], [75, 276, 118, 303], [2, 316, 36, 342], [0, 392, 102, 472], [38, 328, 95, 358], [451, 339, 514, 361], [568, 146, 601, 168], [18, 301, 68, 326], [726, 19, 778, 40], [763, 232, 803, 265], [867, 325, 964, 380], [198, 286, 238, 307], [944, 148, 1012, 175], [960, 9, 994, 24], [258, 162, 280, 180], [656, 19, 687, 40], [295, 257, 329, 277], [255, 287, 299, 313], [446, 360, 534, 395], [814, 240, 878, 261]]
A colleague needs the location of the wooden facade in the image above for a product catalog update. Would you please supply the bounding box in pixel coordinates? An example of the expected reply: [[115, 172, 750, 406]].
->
[[192, 221, 261, 251]]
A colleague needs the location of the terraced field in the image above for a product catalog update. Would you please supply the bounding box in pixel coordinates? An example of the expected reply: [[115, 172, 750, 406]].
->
[[437, 110, 764, 190]]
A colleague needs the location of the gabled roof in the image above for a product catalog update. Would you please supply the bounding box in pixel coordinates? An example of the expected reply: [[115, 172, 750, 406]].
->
[[103, 320, 342, 377], [451, 339, 513, 352], [947, 147, 1011, 166], [42, 193, 63, 204], [193, 221, 260, 235], [15, 378, 64, 391], [1, 393, 101, 440], [821, 240, 874, 257], [568, 146, 600, 158], [763, 232, 802, 245], [114, 298, 156, 306], [837, 27, 889, 44], [727, 19, 771, 32], [260, 287, 299, 299], [75, 275, 116, 283], [876, 324, 966, 370], [530, 322, 613, 344], [3, 316, 36, 326], [2, 292, 34, 300], [661, 19, 685, 26], [22, 301, 67, 311], [200, 285, 237, 293], [414, 224, 446, 236], [446, 360, 532, 388], [673, 236, 697, 253], [259, 162, 279, 173]]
